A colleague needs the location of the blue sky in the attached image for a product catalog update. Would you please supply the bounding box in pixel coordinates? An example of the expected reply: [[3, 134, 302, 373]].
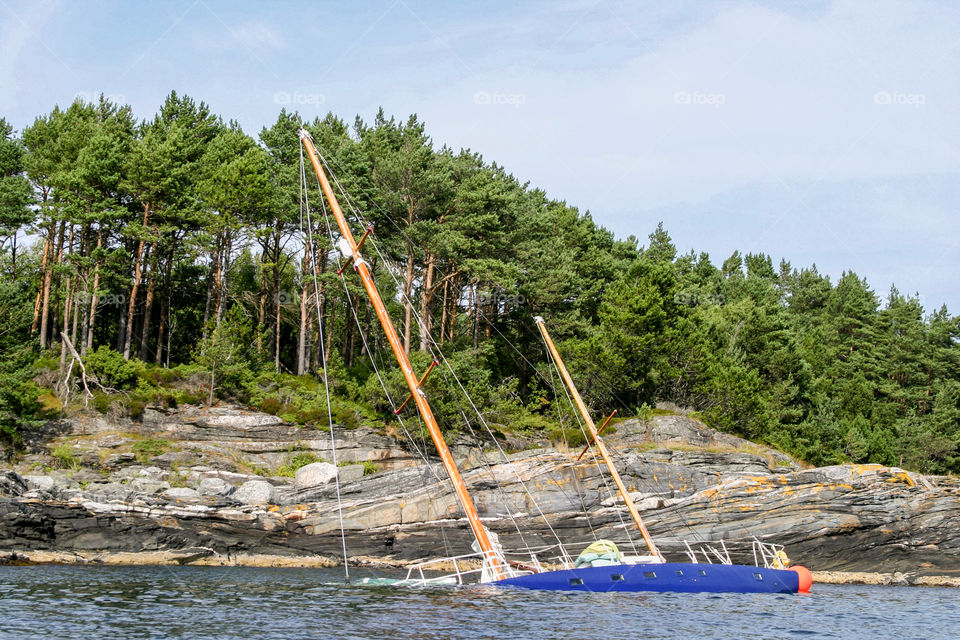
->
[[1, 0, 958, 312]]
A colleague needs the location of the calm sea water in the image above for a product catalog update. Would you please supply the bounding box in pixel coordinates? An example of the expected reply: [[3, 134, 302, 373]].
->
[[0, 565, 957, 640]]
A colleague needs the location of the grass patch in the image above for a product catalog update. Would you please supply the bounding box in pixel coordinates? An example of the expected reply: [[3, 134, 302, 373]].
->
[[274, 452, 323, 477], [132, 438, 171, 463], [51, 443, 79, 470]]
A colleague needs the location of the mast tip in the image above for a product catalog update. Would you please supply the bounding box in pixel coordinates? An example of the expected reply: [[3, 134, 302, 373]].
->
[[533, 315, 545, 324]]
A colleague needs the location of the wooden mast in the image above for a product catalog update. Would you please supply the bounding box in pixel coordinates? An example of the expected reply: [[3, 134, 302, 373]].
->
[[299, 130, 505, 580], [534, 316, 662, 559]]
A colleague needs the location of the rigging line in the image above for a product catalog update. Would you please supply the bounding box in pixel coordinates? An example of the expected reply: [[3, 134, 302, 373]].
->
[[300, 142, 350, 584], [538, 334, 642, 557]]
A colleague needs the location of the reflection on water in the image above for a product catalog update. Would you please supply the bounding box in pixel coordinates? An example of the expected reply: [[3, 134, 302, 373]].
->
[[0, 565, 956, 640]]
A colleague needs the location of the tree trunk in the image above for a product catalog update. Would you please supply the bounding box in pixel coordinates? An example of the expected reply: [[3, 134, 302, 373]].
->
[[272, 232, 283, 373], [439, 279, 449, 345], [59, 224, 75, 371], [297, 236, 312, 376], [155, 247, 174, 366], [38, 221, 61, 349], [139, 242, 158, 360], [418, 253, 436, 351], [216, 232, 232, 326], [403, 245, 414, 354], [82, 228, 102, 356], [31, 194, 54, 337], [202, 237, 218, 341], [123, 203, 151, 359], [472, 283, 479, 350]]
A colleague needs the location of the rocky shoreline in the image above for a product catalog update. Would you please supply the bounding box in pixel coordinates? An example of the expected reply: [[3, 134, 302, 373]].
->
[[2, 405, 958, 584], [2, 550, 958, 588]]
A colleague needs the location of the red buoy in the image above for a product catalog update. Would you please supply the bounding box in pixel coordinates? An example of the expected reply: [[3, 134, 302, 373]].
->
[[789, 565, 813, 593]]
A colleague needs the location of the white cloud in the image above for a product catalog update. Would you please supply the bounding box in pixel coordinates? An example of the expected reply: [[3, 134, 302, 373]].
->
[[200, 20, 287, 53]]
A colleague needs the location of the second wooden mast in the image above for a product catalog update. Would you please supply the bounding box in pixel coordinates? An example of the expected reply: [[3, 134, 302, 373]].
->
[[534, 316, 662, 560], [299, 130, 505, 580]]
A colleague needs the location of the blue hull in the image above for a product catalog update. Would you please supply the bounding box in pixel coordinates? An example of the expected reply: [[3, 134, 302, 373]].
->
[[495, 562, 799, 594]]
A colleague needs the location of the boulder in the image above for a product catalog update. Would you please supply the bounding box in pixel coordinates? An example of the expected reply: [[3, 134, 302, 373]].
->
[[294, 462, 337, 490], [198, 477, 234, 497], [23, 475, 56, 492], [233, 480, 276, 505], [163, 487, 201, 501]]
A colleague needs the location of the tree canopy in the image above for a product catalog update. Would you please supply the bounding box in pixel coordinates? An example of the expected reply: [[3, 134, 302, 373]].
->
[[0, 92, 957, 475]]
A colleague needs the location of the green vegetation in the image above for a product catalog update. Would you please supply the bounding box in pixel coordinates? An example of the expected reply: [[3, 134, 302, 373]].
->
[[131, 438, 171, 463], [50, 443, 79, 470], [0, 96, 956, 475], [275, 452, 323, 477]]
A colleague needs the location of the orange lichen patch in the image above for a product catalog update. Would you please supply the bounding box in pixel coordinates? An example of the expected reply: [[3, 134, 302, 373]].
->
[[886, 471, 916, 487], [851, 463, 886, 475], [268, 505, 280, 512]]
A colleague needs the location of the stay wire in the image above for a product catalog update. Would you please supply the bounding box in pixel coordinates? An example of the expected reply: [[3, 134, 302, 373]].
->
[[300, 142, 350, 583]]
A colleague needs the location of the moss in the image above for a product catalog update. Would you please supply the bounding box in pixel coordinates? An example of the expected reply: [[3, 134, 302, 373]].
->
[[37, 392, 62, 418]]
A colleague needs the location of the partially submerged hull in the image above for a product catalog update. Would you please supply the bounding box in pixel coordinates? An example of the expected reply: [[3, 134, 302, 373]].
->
[[495, 562, 800, 594]]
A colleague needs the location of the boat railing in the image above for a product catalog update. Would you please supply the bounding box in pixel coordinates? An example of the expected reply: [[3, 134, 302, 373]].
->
[[751, 538, 789, 569], [400, 550, 536, 586], [681, 538, 789, 569]]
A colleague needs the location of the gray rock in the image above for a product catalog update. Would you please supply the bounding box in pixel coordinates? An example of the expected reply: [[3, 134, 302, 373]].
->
[[163, 487, 201, 501], [96, 434, 128, 449], [103, 452, 136, 467], [233, 480, 276, 505], [198, 477, 234, 497], [294, 462, 337, 490], [0, 471, 27, 497], [87, 483, 136, 501], [23, 475, 56, 492], [138, 466, 168, 480], [131, 478, 170, 494], [337, 464, 365, 483]]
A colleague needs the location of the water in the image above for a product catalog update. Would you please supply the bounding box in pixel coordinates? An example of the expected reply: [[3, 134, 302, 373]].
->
[[0, 566, 957, 640]]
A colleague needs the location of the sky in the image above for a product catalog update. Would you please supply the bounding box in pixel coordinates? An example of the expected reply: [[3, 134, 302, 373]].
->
[[1, 0, 958, 312]]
